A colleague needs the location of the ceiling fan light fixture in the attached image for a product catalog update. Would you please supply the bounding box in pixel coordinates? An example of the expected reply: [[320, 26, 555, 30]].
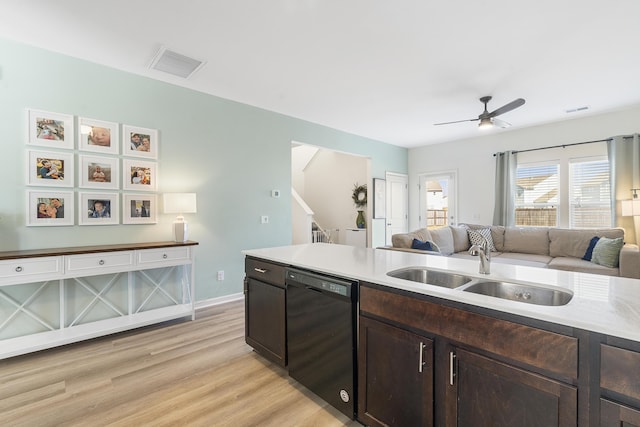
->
[[478, 118, 493, 130]]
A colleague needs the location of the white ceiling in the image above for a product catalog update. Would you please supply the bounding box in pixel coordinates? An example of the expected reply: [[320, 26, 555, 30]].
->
[[1, 0, 639, 148]]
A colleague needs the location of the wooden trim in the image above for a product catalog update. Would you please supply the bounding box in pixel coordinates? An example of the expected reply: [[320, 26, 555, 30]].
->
[[360, 284, 578, 381], [0, 241, 199, 261]]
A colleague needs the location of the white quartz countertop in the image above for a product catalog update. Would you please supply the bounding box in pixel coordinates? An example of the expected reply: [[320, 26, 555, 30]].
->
[[243, 243, 640, 342]]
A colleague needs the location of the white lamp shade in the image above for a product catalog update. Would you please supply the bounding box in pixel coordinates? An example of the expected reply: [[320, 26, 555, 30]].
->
[[163, 193, 197, 214], [622, 199, 640, 217]]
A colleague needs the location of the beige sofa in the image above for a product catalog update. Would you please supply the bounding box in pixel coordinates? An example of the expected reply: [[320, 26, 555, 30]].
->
[[383, 224, 640, 279]]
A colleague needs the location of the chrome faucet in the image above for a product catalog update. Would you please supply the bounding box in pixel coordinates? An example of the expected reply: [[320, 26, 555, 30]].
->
[[469, 237, 491, 274]]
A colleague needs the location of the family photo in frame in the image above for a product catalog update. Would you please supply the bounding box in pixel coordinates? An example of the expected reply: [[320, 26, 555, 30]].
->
[[78, 192, 119, 226], [27, 109, 74, 150], [27, 190, 74, 226], [79, 155, 119, 189], [78, 117, 119, 155], [122, 125, 158, 159], [123, 159, 157, 192], [27, 150, 74, 188], [123, 194, 157, 224]]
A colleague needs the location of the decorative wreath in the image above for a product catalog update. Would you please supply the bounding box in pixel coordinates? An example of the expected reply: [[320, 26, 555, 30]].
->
[[352, 183, 367, 208]]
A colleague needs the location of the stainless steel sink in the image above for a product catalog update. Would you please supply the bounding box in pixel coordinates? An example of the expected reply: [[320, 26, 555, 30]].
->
[[461, 281, 573, 306], [387, 267, 473, 289]]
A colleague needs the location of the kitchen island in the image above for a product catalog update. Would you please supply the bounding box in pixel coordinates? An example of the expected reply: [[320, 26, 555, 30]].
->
[[243, 243, 640, 426]]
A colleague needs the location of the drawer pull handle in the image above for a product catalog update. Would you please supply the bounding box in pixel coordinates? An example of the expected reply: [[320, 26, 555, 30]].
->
[[15, 266, 23, 272], [163, 254, 168, 259], [99, 260, 105, 266], [254, 268, 268, 274], [449, 351, 456, 386]]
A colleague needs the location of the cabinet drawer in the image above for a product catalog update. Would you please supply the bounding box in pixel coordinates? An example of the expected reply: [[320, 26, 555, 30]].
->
[[136, 246, 191, 266], [0, 256, 62, 283], [360, 284, 578, 381], [246, 258, 286, 287], [66, 251, 134, 274], [601, 344, 640, 400]]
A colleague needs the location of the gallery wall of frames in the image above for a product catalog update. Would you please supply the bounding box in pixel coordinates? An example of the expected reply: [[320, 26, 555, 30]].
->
[[26, 109, 160, 227]]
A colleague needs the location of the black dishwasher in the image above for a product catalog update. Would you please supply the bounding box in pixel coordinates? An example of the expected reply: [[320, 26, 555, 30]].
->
[[285, 268, 357, 419]]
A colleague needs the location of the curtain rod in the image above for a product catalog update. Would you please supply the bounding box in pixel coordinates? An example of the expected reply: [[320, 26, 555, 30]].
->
[[493, 134, 636, 157]]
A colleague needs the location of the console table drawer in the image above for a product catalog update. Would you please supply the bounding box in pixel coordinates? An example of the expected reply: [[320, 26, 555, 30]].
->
[[0, 256, 62, 283], [66, 251, 135, 275], [136, 246, 191, 266]]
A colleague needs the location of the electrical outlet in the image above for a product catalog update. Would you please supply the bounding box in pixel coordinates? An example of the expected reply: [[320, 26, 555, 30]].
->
[[217, 270, 224, 281], [261, 215, 269, 224]]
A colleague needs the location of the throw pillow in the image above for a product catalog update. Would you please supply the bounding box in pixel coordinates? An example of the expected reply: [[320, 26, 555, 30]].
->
[[467, 228, 496, 252], [411, 239, 440, 252], [582, 236, 600, 261], [591, 237, 624, 268]]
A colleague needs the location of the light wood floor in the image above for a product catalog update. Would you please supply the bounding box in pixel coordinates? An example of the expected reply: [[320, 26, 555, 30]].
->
[[0, 299, 360, 426]]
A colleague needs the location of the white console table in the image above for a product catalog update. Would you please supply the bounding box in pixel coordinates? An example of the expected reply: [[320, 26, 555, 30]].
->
[[0, 241, 197, 360]]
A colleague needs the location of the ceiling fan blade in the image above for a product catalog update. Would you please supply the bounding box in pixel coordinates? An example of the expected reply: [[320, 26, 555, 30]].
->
[[488, 98, 525, 118], [433, 118, 479, 126], [492, 117, 512, 128]]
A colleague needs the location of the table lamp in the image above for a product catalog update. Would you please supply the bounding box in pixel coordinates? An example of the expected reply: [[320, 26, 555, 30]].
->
[[163, 193, 197, 242], [622, 189, 640, 217]]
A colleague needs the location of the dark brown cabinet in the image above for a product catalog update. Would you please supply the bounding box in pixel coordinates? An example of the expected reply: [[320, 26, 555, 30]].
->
[[244, 257, 287, 366], [450, 347, 577, 427], [600, 343, 640, 426], [359, 282, 579, 427], [358, 316, 434, 427]]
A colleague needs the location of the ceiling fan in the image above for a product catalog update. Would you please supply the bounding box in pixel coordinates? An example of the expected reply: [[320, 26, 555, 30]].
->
[[434, 96, 526, 129]]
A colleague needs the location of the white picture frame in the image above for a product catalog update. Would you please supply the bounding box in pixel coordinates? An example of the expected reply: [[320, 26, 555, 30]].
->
[[78, 117, 119, 154], [122, 159, 157, 192], [78, 192, 119, 226], [123, 194, 158, 224], [122, 125, 158, 159], [27, 150, 74, 187], [79, 155, 119, 189], [26, 190, 74, 226], [27, 109, 74, 149]]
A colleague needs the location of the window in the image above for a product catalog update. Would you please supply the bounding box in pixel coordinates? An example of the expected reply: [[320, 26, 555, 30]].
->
[[569, 159, 611, 228], [515, 163, 559, 227], [514, 151, 611, 229]]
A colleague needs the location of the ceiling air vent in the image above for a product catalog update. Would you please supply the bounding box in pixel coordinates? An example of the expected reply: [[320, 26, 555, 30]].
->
[[565, 105, 590, 114], [149, 47, 205, 79]]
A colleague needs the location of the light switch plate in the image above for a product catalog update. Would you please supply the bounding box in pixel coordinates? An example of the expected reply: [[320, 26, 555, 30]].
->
[[261, 215, 269, 224]]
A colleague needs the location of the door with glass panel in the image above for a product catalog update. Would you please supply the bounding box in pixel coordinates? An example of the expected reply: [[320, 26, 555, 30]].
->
[[419, 172, 457, 229]]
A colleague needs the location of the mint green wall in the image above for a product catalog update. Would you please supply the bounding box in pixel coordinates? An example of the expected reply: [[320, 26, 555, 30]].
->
[[0, 38, 407, 301]]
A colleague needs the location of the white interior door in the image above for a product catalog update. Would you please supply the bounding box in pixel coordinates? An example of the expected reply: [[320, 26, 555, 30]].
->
[[385, 172, 408, 245], [419, 171, 457, 228]]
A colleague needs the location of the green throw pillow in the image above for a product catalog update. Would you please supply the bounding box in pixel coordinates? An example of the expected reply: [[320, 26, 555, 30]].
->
[[591, 237, 624, 268]]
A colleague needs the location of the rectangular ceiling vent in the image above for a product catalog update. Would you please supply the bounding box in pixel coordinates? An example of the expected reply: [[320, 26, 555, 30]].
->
[[149, 47, 205, 79], [565, 105, 590, 114]]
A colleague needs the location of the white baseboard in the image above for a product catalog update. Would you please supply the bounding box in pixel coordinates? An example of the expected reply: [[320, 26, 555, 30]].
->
[[195, 292, 244, 309]]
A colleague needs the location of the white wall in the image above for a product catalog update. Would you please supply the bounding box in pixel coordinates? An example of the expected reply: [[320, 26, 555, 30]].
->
[[408, 105, 640, 231], [302, 150, 368, 244], [291, 144, 319, 197], [0, 38, 407, 301]]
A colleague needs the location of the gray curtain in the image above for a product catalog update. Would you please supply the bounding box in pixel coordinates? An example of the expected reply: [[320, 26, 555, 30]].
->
[[607, 134, 640, 243], [493, 151, 517, 226]]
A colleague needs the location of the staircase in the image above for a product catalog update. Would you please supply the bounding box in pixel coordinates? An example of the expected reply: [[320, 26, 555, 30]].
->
[[292, 188, 337, 244]]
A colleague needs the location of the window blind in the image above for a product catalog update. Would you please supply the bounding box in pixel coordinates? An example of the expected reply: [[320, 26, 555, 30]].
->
[[569, 159, 611, 228], [515, 164, 559, 227]]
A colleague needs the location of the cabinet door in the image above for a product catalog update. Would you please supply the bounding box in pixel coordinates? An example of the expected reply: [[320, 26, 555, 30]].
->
[[244, 277, 286, 366], [358, 316, 433, 427], [449, 348, 577, 427], [601, 399, 640, 426]]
